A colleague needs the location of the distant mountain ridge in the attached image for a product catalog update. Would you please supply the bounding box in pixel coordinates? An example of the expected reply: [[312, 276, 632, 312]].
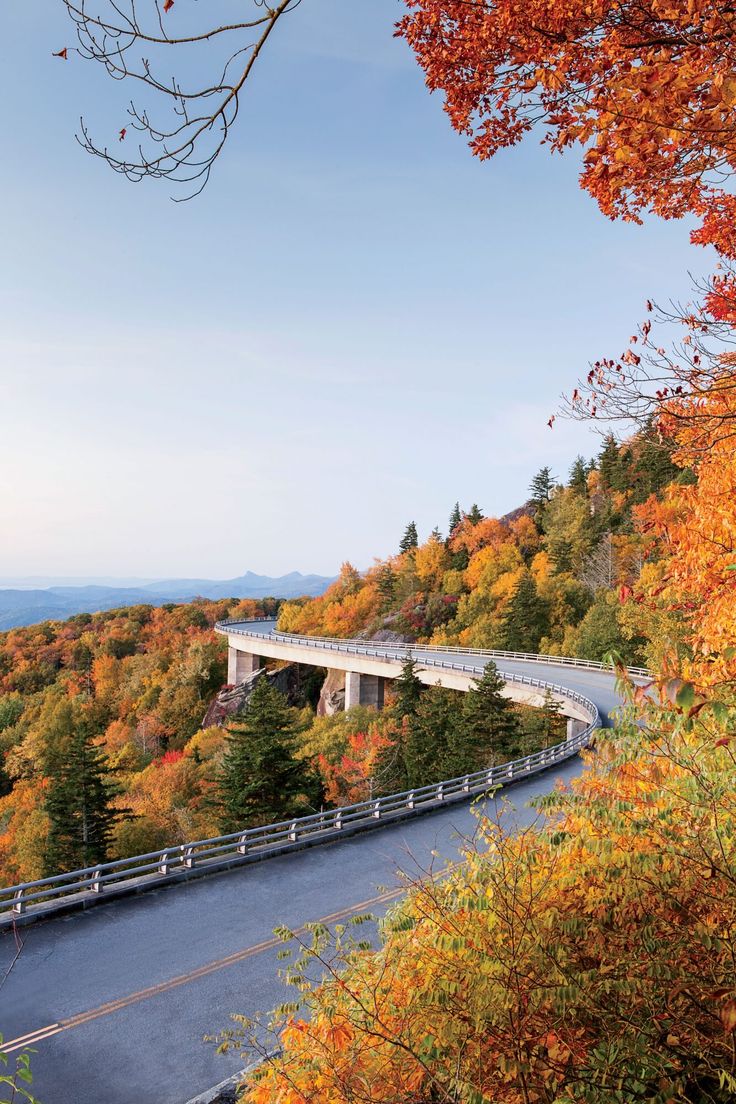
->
[[0, 571, 335, 631]]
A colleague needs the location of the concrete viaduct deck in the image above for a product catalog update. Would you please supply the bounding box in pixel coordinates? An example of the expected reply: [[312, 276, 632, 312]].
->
[[217, 618, 630, 730]]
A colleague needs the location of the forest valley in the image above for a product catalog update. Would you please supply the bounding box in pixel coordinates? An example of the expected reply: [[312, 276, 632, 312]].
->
[[0, 431, 688, 887]]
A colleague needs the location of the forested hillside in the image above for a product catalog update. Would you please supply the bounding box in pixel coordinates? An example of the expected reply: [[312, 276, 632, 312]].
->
[[0, 597, 274, 884], [0, 431, 686, 890], [279, 430, 688, 669]]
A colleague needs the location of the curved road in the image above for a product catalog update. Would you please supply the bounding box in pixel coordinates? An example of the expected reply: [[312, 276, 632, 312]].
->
[[0, 629, 624, 1104]]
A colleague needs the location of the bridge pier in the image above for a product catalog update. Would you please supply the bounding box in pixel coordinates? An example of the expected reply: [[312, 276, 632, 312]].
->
[[345, 671, 386, 710], [567, 717, 587, 740], [227, 647, 263, 685]]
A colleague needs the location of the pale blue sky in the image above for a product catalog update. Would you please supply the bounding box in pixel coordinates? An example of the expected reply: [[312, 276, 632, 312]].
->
[[0, 1, 712, 579]]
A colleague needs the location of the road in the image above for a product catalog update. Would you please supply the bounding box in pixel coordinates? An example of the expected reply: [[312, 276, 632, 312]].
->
[[0, 630, 625, 1104]]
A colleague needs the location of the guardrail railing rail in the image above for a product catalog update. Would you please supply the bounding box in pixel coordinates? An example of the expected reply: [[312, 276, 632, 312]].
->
[[1, 666, 599, 924], [217, 619, 649, 678]]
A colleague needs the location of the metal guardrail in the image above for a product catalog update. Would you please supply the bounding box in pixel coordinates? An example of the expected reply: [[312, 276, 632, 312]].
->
[[1, 704, 598, 925], [216, 619, 649, 678]]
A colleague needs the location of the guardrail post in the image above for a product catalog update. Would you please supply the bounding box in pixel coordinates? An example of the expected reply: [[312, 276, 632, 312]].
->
[[508, 764, 514, 779], [436, 784, 444, 801], [236, 835, 249, 855], [462, 776, 470, 792], [288, 822, 299, 842], [158, 851, 170, 875], [407, 791, 415, 810], [183, 846, 196, 869], [12, 889, 25, 916], [90, 867, 103, 893], [334, 811, 342, 830], [372, 801, 381, 819]]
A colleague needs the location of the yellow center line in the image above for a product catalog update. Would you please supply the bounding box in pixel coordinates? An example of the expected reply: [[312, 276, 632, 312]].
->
[[3, 882, 408, 1054]]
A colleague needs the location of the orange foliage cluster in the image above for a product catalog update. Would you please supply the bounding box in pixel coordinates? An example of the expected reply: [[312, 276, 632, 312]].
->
[[399, 0, 736, 257], [636, 382, 736, 688], [0, 598, 268, 884], [242, 699, 736, 1103]]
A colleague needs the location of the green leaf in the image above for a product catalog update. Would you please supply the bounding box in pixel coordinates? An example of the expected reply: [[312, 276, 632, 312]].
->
[[675, 681, 695, 712]]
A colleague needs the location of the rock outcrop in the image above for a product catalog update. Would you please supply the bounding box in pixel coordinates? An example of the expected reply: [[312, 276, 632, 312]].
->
[[316, 668, 346, 716], [202, 663, 310, 728]]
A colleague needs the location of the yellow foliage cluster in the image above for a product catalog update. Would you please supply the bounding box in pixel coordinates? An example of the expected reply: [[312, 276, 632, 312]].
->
[[241, 700, 736, 1103]]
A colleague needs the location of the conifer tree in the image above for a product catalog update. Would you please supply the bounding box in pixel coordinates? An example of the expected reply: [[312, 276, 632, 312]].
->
[[391, 656, 424, 721], [216, 676, 322, 831], [404, 684, 460, 787], [466, 503, 484, 525], [44, 701, 121, 875], [568, 455, 588, 495], [598, 434, 625, 492], [460, 661, 522, 766], [529, 467, 555, 515], [448, 501, 462, 534], [399, 521, 419, 554], [501, 572, 549, 653], [376, 562, 396, 606], [520, 689, 566, 751]]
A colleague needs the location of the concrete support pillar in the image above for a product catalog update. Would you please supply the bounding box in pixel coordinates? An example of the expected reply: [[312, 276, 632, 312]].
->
[[359, 674, 385, 709], [345, 671, 362, 710], [227, 646, 263, 685], [566, 717, 586, 740], [344, 671, 386, 711]]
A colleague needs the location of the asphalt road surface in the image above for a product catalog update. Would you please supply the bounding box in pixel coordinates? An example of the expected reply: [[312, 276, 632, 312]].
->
[[2, 629, 625, 1104], [2, 760, 587, 1104]]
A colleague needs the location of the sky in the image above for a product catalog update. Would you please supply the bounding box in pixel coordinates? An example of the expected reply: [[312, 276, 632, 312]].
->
[[0, 1, 715, 580]]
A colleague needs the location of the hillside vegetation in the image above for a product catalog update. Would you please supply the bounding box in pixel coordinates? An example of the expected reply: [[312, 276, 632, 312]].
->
[[279, 432, 686, 668], [0, 434, 685, 890]]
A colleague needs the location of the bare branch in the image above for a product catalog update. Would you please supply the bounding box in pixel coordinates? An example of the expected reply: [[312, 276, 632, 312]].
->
[[61, 0, 303, 198]]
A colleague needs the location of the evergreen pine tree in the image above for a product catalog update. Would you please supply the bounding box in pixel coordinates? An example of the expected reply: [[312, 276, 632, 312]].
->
[[459, 662, 523, 766], [598, 434, 625, 492], [376, 562, 396, 606], [216, 676, 322, 831], [44, 701, 121, 875], [448, 501, 462, 534], [391, 656, 424, 720], [404, 685, 460, 787], [520, 689, 566, 752], [501, 572, 549, 652], [568, 455, 588, 495], [529, 467, 555, 515], [466, 503, 484, 525], [399, 521, 419, 554]]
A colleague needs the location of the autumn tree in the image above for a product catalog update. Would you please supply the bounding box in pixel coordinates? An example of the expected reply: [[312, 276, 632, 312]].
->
[[399, 1, 736, 259]]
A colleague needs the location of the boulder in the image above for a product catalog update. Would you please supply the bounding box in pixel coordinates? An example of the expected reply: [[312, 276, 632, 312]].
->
[[202, 663, 308, 728], [316, 668, 346, 716]]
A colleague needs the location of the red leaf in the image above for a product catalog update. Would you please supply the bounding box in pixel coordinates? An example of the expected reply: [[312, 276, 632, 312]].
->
[[163, 0, 174, 10], [715, 737, 732, 748], [53, 48, 68, 60], [547, 416, 555, 429], [119, 128, 127, 141]]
